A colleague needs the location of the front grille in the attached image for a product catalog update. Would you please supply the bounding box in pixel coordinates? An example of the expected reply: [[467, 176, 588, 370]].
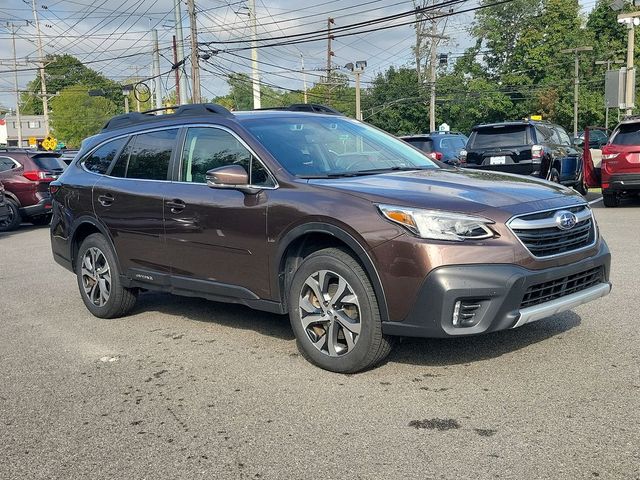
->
[[520, 266, 604, 309], [509, 206, 595, 257]]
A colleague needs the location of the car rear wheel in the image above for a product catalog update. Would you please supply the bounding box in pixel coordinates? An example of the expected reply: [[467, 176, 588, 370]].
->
[[0, 200, 21, 232], [288, 247, 393, 373], [76, 233, 138, 318], [602, 192, 620, 208], [549, 168, 560, 184]]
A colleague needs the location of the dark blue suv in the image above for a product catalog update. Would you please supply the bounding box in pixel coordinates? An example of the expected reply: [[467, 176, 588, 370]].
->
[[461, 121, 587, 194], [400, 131, 468, 165]]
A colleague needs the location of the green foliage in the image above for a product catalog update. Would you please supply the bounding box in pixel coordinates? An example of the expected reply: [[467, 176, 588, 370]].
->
[[50, 86, 118, 148], [21, 54, 124, 115]]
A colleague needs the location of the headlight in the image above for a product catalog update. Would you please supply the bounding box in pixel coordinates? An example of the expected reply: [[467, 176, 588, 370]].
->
[[378, 204, 495, 241]]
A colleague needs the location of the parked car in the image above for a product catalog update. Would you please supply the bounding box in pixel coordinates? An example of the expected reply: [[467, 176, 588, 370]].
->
[[400, 131, 468, 165], [58, 149, 80, 167], [0, 148, 66, 231], [574, 128, 608, 149], [461, 120, 587, 194], [0, 181, 9, 227], [582, 119, 640, 207], [50, 104, 611, 373]]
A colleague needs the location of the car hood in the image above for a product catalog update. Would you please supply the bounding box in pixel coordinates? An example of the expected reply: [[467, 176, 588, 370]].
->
[[307, 168, 582, 214]]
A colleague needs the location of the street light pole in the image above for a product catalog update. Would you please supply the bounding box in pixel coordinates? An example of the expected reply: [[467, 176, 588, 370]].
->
[[561, 46, 593, 137], [346, 61, 367, 121]]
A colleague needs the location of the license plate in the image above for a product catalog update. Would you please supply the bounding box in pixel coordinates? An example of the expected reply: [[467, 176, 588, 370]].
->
[[490, 156, 506, 165]]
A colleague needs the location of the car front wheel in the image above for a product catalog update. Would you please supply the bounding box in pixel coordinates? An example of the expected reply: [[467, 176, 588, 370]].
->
[[0, 200, 21, 232], [288, 247, 393, 373], [76, 233, 138, 318]]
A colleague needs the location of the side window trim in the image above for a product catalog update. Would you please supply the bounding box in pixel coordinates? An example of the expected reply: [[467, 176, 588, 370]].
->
[[176, 124, 278, 189], [0, 156, 20, 172], [81, 137, 128, 176]]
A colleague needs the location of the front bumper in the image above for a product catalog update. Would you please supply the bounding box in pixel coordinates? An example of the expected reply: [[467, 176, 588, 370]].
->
[[382, 241, 611, 338]]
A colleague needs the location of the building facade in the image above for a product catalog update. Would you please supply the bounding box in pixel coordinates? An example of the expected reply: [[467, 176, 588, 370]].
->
[[0, 115, 47, 147]]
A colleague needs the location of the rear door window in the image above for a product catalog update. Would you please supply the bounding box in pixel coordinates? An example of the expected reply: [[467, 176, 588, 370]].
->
[[611, 123, 640, 145], [470, 125, 529, 148], [109, 129, 178, 180], [84, 138, 127, 174], [32, 155, 66, 171]]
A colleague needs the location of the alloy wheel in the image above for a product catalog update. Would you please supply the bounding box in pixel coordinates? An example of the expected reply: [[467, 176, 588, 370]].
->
[[81, 247, 111, 307], [298, 270, 361, 357]]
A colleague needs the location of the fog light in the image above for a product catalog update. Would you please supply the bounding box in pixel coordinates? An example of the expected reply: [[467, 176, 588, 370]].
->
[[452, 299, 482, 327]]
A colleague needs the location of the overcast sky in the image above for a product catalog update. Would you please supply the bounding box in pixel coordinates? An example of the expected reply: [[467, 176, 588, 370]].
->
[[0, 0, 598, 110]]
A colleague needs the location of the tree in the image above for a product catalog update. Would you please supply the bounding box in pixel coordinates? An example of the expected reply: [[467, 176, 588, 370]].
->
[[20, 54, 124, 115], [50, 86, 118, 148]]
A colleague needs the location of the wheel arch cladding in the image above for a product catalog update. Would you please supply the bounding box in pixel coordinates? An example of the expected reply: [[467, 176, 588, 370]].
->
[[70, 218, 118, 271], [275, 222, 389, 322]]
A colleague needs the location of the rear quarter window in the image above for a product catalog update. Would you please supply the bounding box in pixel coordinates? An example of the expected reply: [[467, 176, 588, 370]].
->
[[611, 123, 640, 145], [470, 125, 529, 149], [83, 138, 127, 174]]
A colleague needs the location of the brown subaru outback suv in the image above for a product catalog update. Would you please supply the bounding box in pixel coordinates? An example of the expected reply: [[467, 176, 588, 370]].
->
[[50, 104, 611, 372]]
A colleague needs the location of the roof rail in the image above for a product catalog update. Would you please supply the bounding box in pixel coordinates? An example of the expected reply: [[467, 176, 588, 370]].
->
[[101, 103, 234, 132], [255, 103, 344, 115]]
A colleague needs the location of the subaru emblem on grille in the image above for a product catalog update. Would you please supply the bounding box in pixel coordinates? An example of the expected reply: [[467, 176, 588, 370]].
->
[[555, 210, 578, 230]]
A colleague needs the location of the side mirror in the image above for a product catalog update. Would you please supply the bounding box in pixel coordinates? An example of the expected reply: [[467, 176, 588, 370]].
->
[[573, 137, 585, 147], [206, 165, 260, 194]]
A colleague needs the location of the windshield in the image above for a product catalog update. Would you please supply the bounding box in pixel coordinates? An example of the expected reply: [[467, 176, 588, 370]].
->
[[435, 136, 467, 156], [611, 123, 640, 145], [32, 155, 65, 171], [470, 125, 529, 149], [241, 116, 439, 177]]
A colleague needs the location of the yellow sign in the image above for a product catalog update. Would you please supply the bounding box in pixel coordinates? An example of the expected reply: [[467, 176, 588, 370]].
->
[[28, 136, 37, 146], [530, 115, 543, 121], [42, 135, 57, 151]]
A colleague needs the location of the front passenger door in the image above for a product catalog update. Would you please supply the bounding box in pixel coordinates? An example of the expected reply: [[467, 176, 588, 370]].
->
[[164, 126, 275, 299]]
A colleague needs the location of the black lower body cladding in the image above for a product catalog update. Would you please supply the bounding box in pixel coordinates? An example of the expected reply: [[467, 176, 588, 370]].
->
[[382, 241, 611, 338]]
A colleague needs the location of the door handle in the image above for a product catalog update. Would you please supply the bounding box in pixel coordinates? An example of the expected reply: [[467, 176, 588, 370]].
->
[[97, 194, 114, 207], [166, 199, 186, 213]]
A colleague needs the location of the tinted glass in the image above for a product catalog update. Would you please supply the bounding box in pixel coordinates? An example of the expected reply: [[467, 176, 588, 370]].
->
[[611, 123, 640, 145], [554, 127, 571, 146], [434, 136, 466, 156], [0, 157, 16, 172], [470, 125, 529, 148], [404, 138, 433, 153], [535, 126, 554, 143], [242, 116, 438, 177], [84, 138, 126, 174], [33, 155, 65, 171], [182, 128, 250, 183], [111, 129, 177, 180]]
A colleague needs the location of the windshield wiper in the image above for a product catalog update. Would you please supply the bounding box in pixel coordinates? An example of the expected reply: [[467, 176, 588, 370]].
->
[[352, 166, 433, 174]]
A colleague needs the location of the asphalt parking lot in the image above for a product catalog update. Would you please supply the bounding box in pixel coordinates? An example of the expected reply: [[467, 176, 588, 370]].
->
[[1, 196, 639, 480]]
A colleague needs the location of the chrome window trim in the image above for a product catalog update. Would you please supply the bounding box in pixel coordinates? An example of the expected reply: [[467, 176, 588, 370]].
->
[[174, 124, 279, 190], [506, 203, 598, 260], [0, 156, 21, 170]]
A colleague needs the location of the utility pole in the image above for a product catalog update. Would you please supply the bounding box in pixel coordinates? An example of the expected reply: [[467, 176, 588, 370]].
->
[[134, 65, 141, 112], [152, 29, 163, 111], [428, 19, 438, 132], [561, 46, 593, 137], [9, 24, 23, 147], [618, 12, 640, 116], [248, 0, 261, 109], [173, 35, 181, 105], [326, 17, 335, 104], [187, 0, 201, 103], [301, 53, 308, 104], [31, 0, 50, 134], [596, 58, 624, 129], [174, 0, 188, 104]]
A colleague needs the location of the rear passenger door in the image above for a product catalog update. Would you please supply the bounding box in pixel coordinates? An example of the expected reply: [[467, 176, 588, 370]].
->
[[93, 128, 179, 281]]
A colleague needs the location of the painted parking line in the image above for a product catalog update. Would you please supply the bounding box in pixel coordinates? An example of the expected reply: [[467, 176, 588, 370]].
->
[[589, 197, 603, 205]]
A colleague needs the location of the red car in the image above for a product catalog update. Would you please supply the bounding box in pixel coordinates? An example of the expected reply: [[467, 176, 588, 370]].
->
[[0, 149, 65, 231], [583, 120, 640, 207]]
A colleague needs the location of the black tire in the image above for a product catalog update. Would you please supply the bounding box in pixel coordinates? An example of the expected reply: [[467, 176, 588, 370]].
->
[[0, 200, 21, 232], [549, 168, 560, 184], [30, 214, 52, 226], [76, 233, 138, 318], [288, 247, 394, 373], [603, 192, 620, 208], [574, 171, 588, 196]]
